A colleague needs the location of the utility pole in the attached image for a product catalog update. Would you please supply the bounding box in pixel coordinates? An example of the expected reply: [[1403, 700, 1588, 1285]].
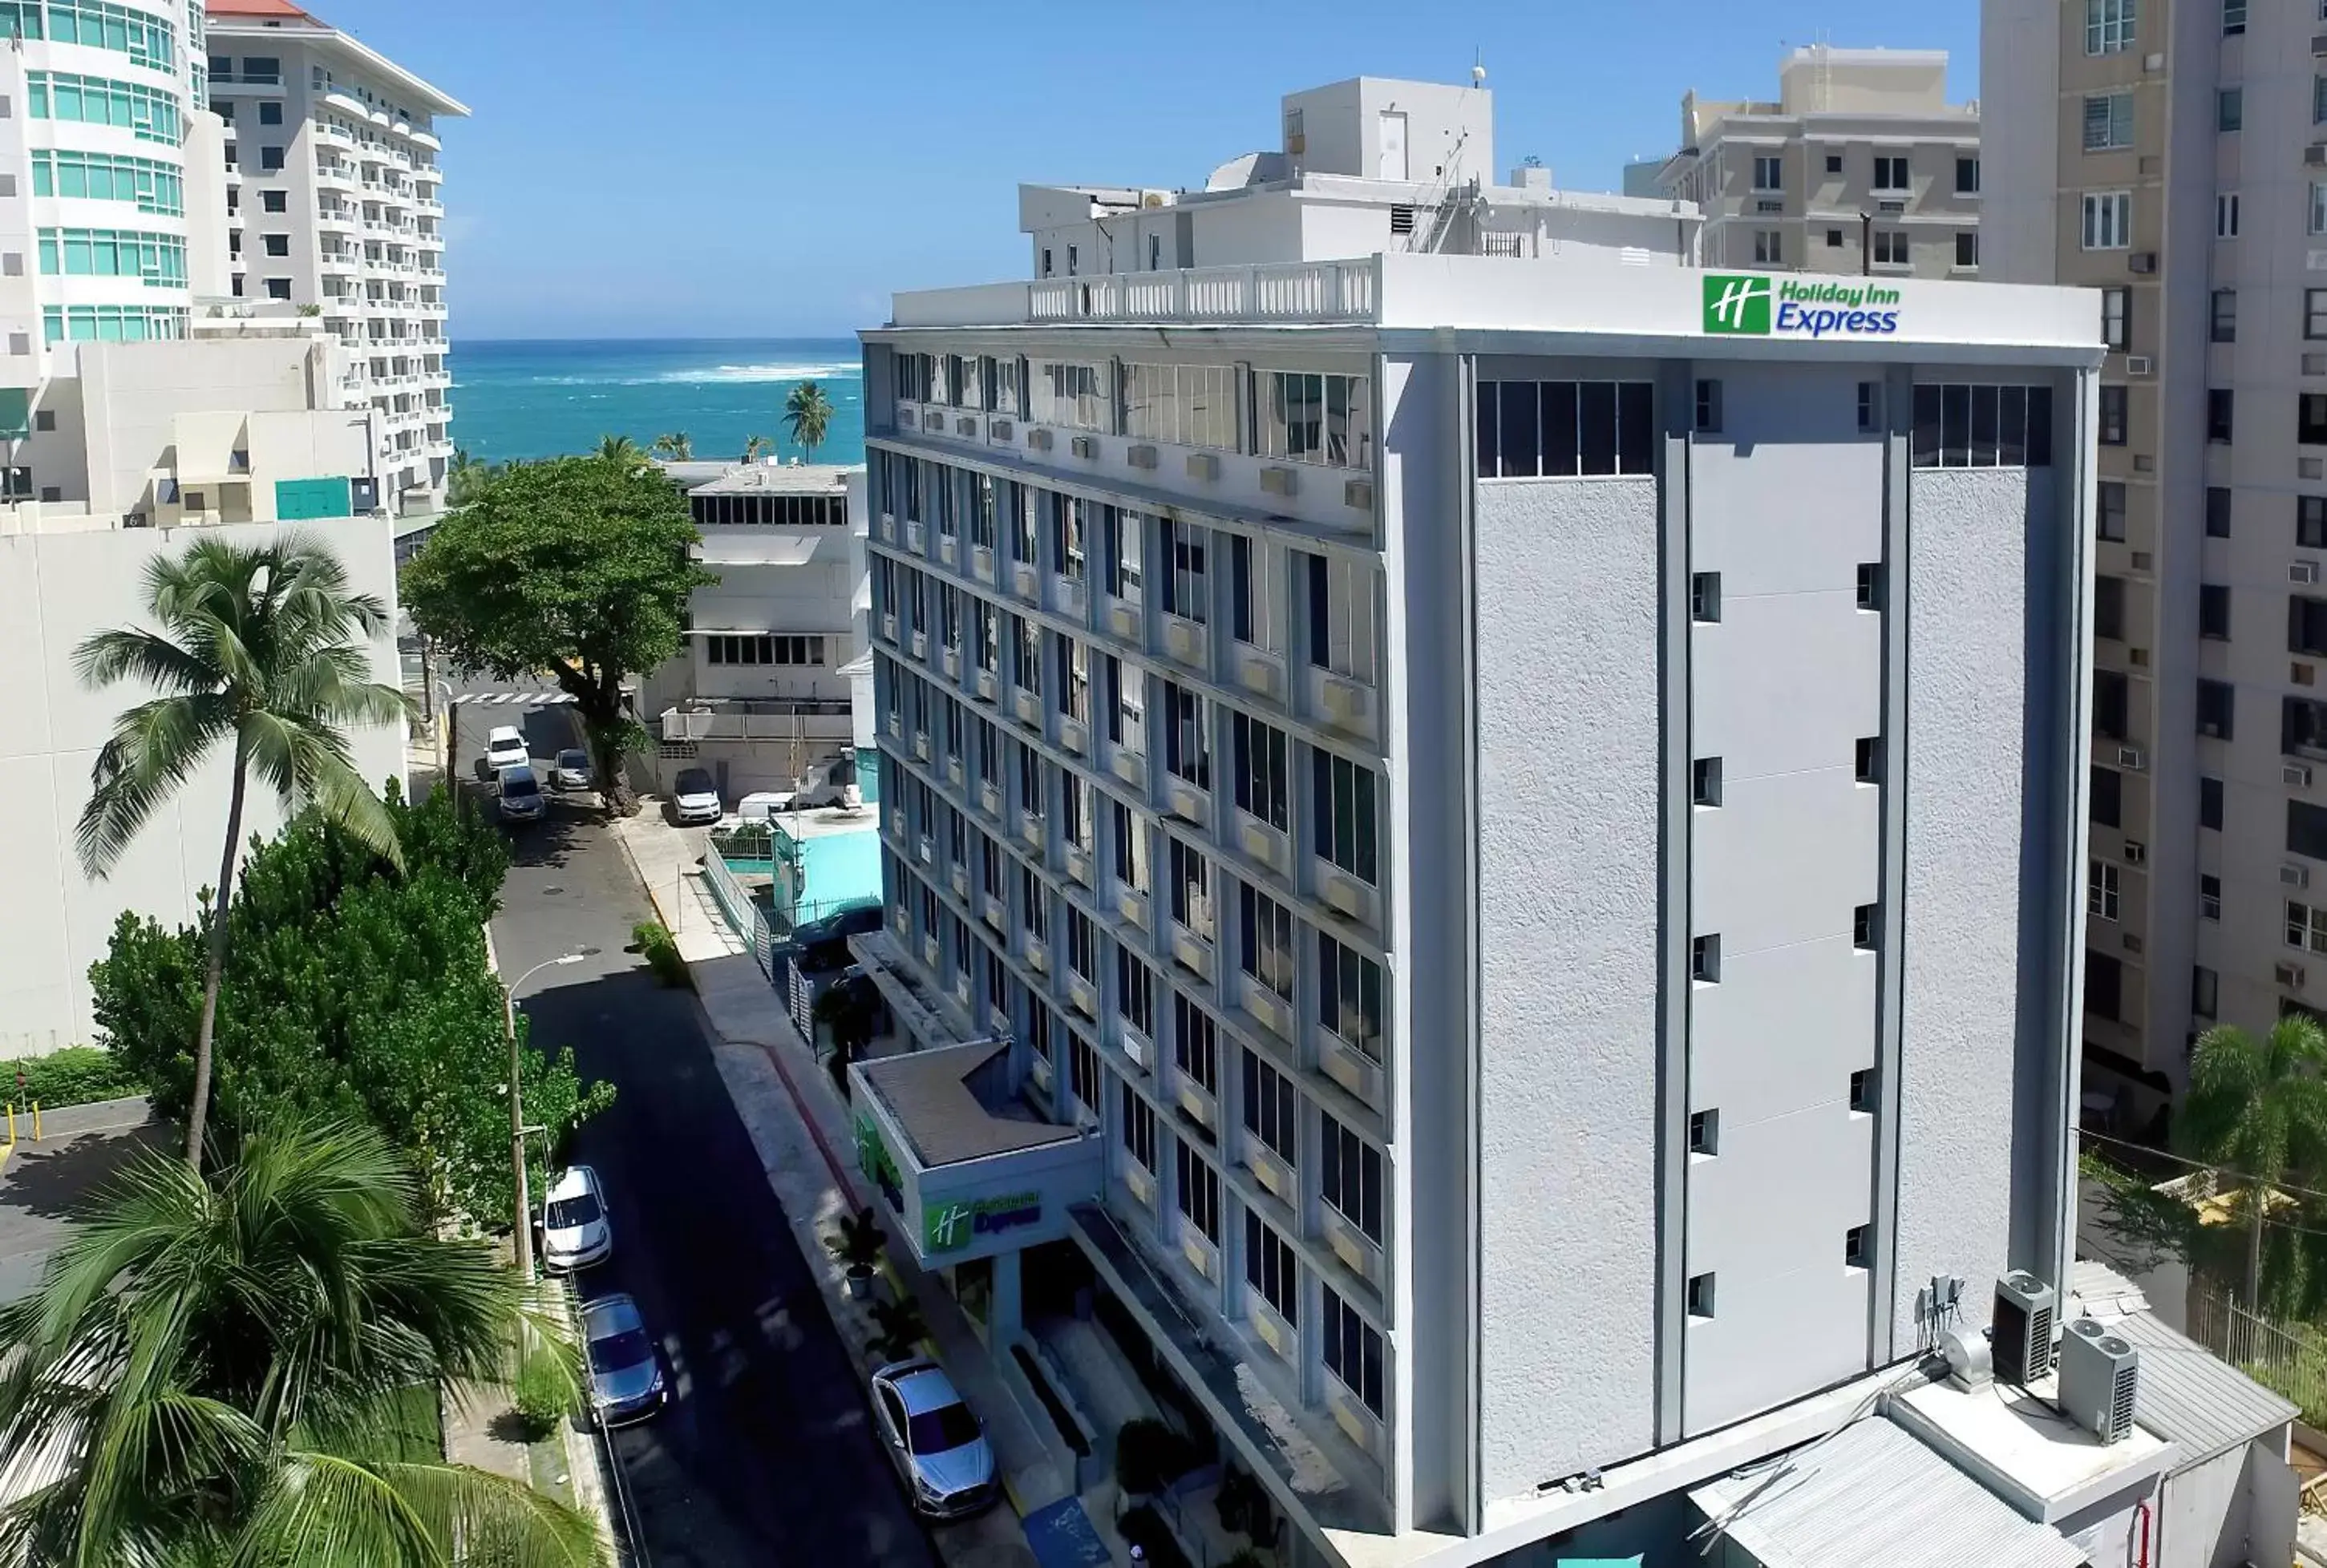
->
[[501, 950, 593, 1279]]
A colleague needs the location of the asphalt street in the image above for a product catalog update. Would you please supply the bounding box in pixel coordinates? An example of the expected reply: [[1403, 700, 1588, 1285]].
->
[[458, 696, 940, 1568]]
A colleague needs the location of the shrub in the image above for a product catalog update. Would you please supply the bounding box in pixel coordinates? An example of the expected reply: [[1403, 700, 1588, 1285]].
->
[[1115, 1416, 1191, 1497], [6, 1045, 144, 1110], [509, 1338, 574, 1440], [633, 921, 687, 988]]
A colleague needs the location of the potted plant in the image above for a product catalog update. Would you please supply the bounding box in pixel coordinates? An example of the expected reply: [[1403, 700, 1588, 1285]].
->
[[827, 1205, 884, 1299], [1115, 1416, 1188, 1504]]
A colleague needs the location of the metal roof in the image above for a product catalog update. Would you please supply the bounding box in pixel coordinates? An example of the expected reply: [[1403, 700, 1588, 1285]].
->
[[856, 1041, 1081, 1169], [2110, 1311, 2297, 1464], [1689, 1416, 2085, 1568]]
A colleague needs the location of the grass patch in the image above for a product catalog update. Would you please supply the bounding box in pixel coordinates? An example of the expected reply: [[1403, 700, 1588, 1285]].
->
[[633, 921, 689, 988]]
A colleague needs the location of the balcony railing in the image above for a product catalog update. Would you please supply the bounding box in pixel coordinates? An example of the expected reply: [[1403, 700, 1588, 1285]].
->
[[895, 258, 1380, 329]]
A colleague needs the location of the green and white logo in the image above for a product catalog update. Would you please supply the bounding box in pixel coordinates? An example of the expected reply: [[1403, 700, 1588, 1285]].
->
[[1703, 273, 1773, 335], [923, 1190, 1042, 1254]]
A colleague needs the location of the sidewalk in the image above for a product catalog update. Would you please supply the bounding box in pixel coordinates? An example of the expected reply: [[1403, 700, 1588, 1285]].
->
[[611, 805, 1094, 1568]]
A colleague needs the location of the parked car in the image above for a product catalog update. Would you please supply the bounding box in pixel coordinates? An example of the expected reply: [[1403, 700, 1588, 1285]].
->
[[670, 766, 722, 825], [552, 748, 593, 791], [868, 1357, 996, 1518], [539, 1164, 612, 1271], [581, 1293, 666, 1427], [484, 725, 529, 774], [496, 765, 545, 823]]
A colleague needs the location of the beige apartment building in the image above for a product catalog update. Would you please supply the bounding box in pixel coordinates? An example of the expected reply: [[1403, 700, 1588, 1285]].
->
[[1658, 46, 1982, 280], [1983, 0, 2327, 1124]]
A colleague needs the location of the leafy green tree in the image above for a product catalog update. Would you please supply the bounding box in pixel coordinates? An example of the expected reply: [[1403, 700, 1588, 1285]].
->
[[2181, 1015, 2327, 1310], [447, 447, 499, 507], [89, 782, 613, 1227], [74, 531, 410, 1172], [783, 382, 835, 462], [593, 434, 651, 472], [741, 433, 769, 463], [402, 455, 714, 815], [650, 431, 693, 461], [0, 1118, 604, 1566]]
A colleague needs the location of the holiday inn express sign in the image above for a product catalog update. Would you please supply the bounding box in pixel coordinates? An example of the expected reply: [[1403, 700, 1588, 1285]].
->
[[1703, 274, 1904, 339]]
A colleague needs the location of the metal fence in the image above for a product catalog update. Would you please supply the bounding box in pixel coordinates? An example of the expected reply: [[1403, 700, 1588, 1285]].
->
[[698, 840, 775, 974], [2187, 1290, 2327, 1425]]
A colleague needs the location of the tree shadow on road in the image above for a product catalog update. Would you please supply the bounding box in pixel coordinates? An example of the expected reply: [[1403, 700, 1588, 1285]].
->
[[0, 1120, 172, 1224]]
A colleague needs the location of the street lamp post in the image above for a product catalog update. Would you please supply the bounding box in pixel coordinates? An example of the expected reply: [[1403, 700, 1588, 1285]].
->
[[502, 948, 595, 1279]]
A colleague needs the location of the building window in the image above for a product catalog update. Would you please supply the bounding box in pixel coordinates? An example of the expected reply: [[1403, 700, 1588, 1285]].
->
[[1826, 152, 1843, 174], [1238, 884, 1296, 1003], [1176, 1142, 1219, 1242], [1260, 370, 1371, 470], [2198, 677, 2235, 739], [1174, 993, 1216, 1094], [1321, 1113, 1382, 1243], [2312, 181, 2327, 237], [1846, 1225, 1872, 1270], [2316, 74, 2327, 127], [2083, 191, 2132, 249], [2201, 874, 2222, 921], [2298, 600, 2327, 659], [1118, 946, 1155, 1039], [1872, 229, 1908, 267], [1070, 1030, 1099, 1112], [1321, 1286, 1384, 1416], [2216, 192, 2240, 240], [1754, 229, 1782, 266], [2202, 774, 2224, 830], [2096, 670, 2130, 741], [2096, 575, 2126, 641], [1245, 1212, 1299, 1324], [2212, 289, 2236, 343], [2087, 950, 2123, 1021], [2083, 91, 2134, 151], [2304, 496, 2327, 549], [1124, 362, 1240, 452], [2099, 386, 2128, 445], [2200, 583, 2230, 641], [2086, 0, 2137, 53], [1854, 902, 1879, 950], [2298, 800, 2327, 862], [26, 70, 184, 144], [1030, 359, 1107, 430], [1689, 1108, 1719, 1156], [1313, 751, 1378, 884], [2089, 859, 2121, 921], [1856, 736, 1881, 784], [1693, 756, 1722, 807], [1691, 571, 1721, 623], [1955, 231, 1978, 269], [1304, 550, 1377, 683], [261, 188, 285, 213], [1857, 562, 1886, 611], [1161, 519, 1208, 624], [2218, 87, 2244, 132], [257, 145, 283, 172], [1858, 381, 1882, 432], [1911, 384, 2055, 467], [2099, 480, 2127, 541], [1230, 535, 1277, 650], [1231, 712, 1289, 830], [1317, 932, 1383, 1062], [2291, 899, 2327, 954], [2210, 390, 2235, 444], [1850, 1069, 1875, 1113], [2102, 287, 2131, 350], [1694, 378, 1722, 433], [1475, 379, 1657, 479], [2306, 395, 2327, 447], [1956, 156, 1980, 194], [2224, 0, 2246, 33], [1752, 154, 1781, 192], [2208, 487, 2232, 538], [263, 277, 289, 301], [2194, 966, 2220, 1020], [1240, 1049, 1297, 1164], [704, 634, 827, 666], [2093, 766, 2123, 827], [1120, 1082, 1156, 1172], [1827, 227, 1844, 248], [1067, 906, 1098, 982], [1692, 933, 1720, 984], [1872, 155, 1909, 192], [1687, 1272, 1717, 1319]]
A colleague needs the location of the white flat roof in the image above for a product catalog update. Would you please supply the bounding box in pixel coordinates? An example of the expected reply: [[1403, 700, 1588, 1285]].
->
[[1888, 1375, 2178, 1523]]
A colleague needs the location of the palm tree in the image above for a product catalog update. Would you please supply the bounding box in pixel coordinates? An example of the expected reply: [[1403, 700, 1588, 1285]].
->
[[783, 382, 835, 463], [741, 433, 770, 464], [0, 1120, 604, 1565], [74, 533, 411, 1172], [593, 434, 652, 473], [446, 447, 496, 507], [650, 431, 693, 462], [2181, 1015, 2327, 1308]]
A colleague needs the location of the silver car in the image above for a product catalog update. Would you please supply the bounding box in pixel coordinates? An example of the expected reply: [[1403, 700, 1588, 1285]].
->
[[869, 1357, 996, 1517], [582, 1293, 665, 1427], [552, 749, 593, 791]]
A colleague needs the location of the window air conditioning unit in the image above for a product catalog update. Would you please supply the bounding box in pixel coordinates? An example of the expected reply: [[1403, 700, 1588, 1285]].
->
[[2125, 356, 2153, 376], [2128, 253, 2158, 275], [2118, 745, 2146, 770], [2285, 863, 2313, 890], [2123, 932, 2144, 955], [2297, 562, 2322, 585], [2309, 145, 2327, 168], [2281, 961, 2309, 989], [1993, 1271, 2056, 1385], [2124, 839, 2147, 866], [1878, 199, 1907, 214], [2290, 763, 2317, 788], [2313, 33, 2327, 56], [2059, 1318, 2140, 1444]]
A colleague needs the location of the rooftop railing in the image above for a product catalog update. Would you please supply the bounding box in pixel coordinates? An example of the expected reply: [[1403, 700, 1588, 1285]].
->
[[895, 257, 1379, 329]]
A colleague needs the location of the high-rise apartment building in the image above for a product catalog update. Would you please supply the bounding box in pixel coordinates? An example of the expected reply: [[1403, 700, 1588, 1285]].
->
[[848, 77, 2116, 1568], [203, 0, 462, 516], [1981, 0, 2321, 1120], [1659, 46, 1982, 280]]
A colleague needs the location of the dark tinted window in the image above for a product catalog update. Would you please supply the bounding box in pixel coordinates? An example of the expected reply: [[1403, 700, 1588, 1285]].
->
[[2293, 799, 2327, 860], [2095, 576, 2125, 641], [2201, 775, 2224, 830], [2200, 584, 2230, 640], [2091, 766, 2122, 828], [2086, 950, 2123, 1020], [2197, 679, 2234, 739], [2293, 597, 2327, 656], [2208, 487, 2232, 538], [2289, 697, 2327, 761], [2094, 670, 2130, 740]]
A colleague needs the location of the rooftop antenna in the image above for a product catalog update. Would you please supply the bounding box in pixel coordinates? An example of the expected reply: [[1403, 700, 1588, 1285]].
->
[[1471, 51, 1487, 89]]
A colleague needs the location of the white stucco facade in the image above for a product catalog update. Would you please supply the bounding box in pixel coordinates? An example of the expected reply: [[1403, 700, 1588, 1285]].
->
[[858, 198, 2106, 1566], [0, 512, 403, 1057]]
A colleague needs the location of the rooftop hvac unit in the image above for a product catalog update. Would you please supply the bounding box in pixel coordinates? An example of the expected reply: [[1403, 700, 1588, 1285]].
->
[[2059, 1317, 2140, 1443], [1993, 1271, 2055, 1385]]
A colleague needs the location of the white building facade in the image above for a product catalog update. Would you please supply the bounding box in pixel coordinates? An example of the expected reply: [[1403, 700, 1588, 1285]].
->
[[852, 80, 2110, 1568], [203, 0, 461, 518]]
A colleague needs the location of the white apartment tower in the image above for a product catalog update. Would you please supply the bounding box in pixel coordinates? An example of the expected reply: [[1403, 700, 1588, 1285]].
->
[[850, 79, 2112, 1568], [203, 0, 462, 517], [1660, 46, 1982, 281], [1981, 0, 2327, 1119]]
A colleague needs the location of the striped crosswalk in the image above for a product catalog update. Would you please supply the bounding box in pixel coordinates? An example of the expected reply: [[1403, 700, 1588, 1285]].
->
[[453, 691, 577, 707]]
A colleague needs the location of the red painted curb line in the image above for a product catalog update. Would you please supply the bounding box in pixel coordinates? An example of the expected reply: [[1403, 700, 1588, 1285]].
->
[[757, 1037, 860, 1204]]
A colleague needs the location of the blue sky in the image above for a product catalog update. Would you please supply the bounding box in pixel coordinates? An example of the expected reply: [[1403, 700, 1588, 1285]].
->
[[321, 0, 1978, 341]]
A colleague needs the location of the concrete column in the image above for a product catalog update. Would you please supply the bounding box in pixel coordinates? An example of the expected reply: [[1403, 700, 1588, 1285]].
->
[[990, 1249, 1023, 1346]]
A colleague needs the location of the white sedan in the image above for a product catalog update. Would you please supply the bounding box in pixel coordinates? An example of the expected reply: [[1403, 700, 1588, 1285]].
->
[[484, 725, 530, 774]]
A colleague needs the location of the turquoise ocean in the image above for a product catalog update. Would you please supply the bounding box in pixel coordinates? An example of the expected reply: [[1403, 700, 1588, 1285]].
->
[[448, 338, 867, 467]]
